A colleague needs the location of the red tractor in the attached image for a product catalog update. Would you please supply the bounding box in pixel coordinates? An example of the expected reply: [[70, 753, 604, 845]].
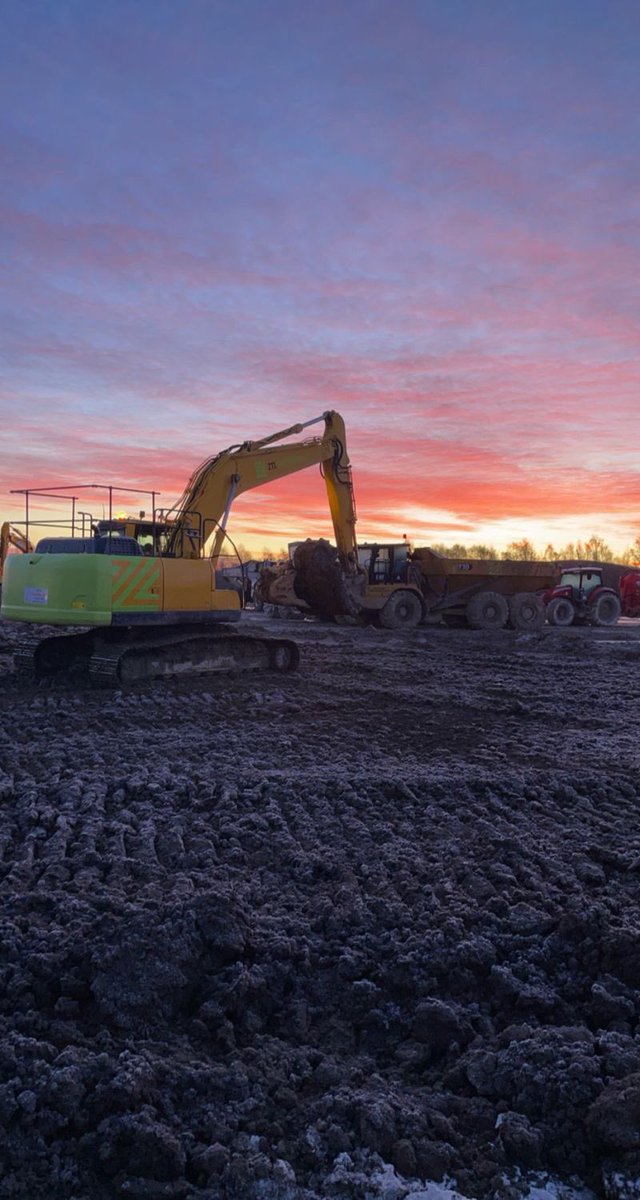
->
[[544, 563, 640, 627]]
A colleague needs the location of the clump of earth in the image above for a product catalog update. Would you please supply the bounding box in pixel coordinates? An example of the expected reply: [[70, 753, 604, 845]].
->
[[0, 613, 639, 1200]]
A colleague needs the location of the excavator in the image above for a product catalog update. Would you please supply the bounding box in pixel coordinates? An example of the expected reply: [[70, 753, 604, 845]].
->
[[1, 411, 368, 684]]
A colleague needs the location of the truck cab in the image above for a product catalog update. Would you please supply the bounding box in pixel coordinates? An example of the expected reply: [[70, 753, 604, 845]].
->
[[357, 542, 411, 586]]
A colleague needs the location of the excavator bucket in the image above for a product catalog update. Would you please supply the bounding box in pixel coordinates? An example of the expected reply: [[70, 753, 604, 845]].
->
[[291, 539, 359, 621]]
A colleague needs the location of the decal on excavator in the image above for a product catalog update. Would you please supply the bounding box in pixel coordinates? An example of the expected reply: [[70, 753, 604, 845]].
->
[[111, 558, 161, 611], [24, 587, 48, 604], [255, 459, 278, 481]]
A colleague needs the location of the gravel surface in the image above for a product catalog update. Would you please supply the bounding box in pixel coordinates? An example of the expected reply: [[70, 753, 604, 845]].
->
[[1, 613, 640, 1200]]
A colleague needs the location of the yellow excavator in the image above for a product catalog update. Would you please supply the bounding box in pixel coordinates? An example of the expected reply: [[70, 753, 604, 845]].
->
[[1, 411, 363, 683]]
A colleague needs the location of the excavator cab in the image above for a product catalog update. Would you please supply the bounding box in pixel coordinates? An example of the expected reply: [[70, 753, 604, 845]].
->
[[94, 517, 172, 556]]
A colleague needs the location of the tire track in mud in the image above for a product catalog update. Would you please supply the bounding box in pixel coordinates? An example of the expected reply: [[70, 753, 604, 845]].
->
[[3, 774, 640, 1197], [1, 619, 640, 1198]]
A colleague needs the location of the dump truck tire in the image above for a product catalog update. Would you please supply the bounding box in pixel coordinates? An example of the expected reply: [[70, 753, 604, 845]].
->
[[509, 591, 545, 632], [546, 596, 575, 627], [379, 589, 423, 630], [590, 591, 621, 627], [466, 590, 509, 630]]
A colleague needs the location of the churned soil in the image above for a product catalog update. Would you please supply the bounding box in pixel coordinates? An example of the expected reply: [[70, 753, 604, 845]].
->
[[0, 613, 640, 1200]]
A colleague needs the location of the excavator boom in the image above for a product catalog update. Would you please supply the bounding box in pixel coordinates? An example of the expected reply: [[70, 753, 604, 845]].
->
[[165, 410, 357, 564]]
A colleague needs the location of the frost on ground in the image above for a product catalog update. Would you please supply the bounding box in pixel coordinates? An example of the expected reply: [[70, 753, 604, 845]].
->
[[0, 615, 639, 1199]]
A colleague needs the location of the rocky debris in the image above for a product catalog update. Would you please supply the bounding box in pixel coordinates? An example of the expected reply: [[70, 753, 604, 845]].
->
[[0, 616, 639, 1198]]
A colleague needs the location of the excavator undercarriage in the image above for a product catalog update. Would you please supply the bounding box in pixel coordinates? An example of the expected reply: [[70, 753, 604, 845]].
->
[[14, 625, 299, 685]]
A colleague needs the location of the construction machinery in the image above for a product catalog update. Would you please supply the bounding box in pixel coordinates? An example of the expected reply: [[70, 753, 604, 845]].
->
[[0, 522, 33, 598], [544, 562, 640, 626], [409, 547, 558, 630], [255, 535, 429, 627], [259, 540, 559, 631], [1, 411, 364, 683]]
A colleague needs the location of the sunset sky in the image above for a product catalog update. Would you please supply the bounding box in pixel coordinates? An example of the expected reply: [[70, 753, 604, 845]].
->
[[2, 0, 639, 555]]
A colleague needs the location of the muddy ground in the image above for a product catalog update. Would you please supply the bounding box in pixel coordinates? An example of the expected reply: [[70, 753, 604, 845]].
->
[[1, 613, 640, 1200]]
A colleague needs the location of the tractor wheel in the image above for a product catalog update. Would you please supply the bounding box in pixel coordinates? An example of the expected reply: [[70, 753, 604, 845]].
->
[[590, 591, 622, 627], [466, 590, 509, 630], [546, 596, 575, 627], [379, 589, 423, 630], [509, 591, 545, 632]]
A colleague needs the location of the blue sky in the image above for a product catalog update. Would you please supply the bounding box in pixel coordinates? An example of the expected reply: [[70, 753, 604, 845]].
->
[[2, 0, 639, 551]]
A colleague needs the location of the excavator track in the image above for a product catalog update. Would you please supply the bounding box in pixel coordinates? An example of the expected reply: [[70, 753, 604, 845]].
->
[[14, 627, 299, 685], [11, 630, 42, 678], [12, 629, 94, 680], [88, 630, 299, 685]]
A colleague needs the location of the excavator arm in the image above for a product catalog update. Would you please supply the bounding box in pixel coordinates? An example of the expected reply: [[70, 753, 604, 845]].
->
[[165, 410, 358, 566]]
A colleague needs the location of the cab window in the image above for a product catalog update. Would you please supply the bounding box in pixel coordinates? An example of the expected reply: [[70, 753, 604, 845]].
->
[[581, 571, 602, 594]]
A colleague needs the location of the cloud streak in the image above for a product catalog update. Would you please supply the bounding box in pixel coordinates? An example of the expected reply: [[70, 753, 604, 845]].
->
[[2, 0, 639, 552]]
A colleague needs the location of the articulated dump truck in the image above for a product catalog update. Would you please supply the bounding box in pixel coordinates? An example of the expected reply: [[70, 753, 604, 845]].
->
[[408, 547, 558, 630], [258, 541, 559, 632]]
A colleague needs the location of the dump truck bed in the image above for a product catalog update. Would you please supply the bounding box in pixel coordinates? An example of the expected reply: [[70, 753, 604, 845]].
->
[[410, 549, 558, 620]]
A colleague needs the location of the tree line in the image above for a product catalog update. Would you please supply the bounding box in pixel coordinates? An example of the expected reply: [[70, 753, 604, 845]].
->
[[429, 535, 640, 564], [218, 534, 640, 570]]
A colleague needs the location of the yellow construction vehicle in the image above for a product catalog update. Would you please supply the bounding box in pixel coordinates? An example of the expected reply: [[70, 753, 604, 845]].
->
[[1, 411, 361, 683], [262, 539, 559, 632], [0, 522, 33, 597], [257, 536, 427, 628]]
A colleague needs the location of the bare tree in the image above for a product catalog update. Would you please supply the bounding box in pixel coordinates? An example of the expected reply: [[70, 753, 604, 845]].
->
[[583, 535, 613, 562], [502, 539, 537, 561], [620, 536, 640, 565], [468, 544, 498, 559]]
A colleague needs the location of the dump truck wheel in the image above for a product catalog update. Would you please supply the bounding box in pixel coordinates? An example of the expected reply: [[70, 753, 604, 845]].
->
[[509, 591, 545, 632], [379, 589, 423, 630], [546, 596, 575, 627], [466, 590, 509, 630], [590, 591, 622, 627]]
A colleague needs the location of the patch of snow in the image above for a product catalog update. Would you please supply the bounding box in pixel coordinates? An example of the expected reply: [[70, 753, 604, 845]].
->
[[518, 1177, 597, 1200], [603, 1172, 640, 1200]]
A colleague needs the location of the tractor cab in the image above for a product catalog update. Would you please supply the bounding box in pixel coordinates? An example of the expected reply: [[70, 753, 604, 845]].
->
[[545, 563, 621, 628], [552, 567, 604, 603]]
